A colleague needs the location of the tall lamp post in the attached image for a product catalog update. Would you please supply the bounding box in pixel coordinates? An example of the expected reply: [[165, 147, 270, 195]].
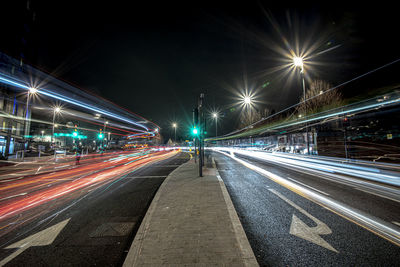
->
[[243, 95, 252, 124], [212, 112, 218, 137], [52, 107, 61, 145], [103, 120, 108, 148], [52, 107, 61, 158], [293, 56, 310, 155], [172, 123, 177, 144], [22, 87, 38, 159], [243, 95, 254, 147]]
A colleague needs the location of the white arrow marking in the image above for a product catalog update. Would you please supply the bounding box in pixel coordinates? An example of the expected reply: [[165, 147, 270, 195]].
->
[[269, 189, 338, 253], [0, 218, 70, 266]]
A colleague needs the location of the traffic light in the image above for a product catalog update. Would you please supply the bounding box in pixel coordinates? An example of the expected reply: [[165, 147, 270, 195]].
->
[[72, 124, 79, 137], [192, 126, 199, 135], [98, 129, 104, 139]]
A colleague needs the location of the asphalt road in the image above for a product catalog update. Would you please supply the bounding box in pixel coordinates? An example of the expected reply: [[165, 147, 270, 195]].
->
[[0, 151, 189, 266], [213, 151, 400, 267]]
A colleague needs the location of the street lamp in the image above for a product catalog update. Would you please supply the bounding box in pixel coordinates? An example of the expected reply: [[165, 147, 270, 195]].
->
[[293, 57, 304, 72], [243, 95, 253, 124], [172, 123, 177, 143], [24, 87, 38, 134], [293, 55, 309, 154], [244, 96, 251, 105], [21, 87, 38, 159], [103, 120, 109, 148], [212, 112, 218, 137], [52, 106, 62, 145]]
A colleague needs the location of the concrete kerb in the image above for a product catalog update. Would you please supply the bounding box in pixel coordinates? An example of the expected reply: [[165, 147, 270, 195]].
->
[[122, 159, 189, 266], [123, 157, 259, 266], [213, 158, 259, 266]]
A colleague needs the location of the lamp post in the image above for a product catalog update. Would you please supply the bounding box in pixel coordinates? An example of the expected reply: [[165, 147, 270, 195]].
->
[[52, 107, 61, 158], [243, 95, 252, 124], [103, 120, 108, 148], [52, 107, 61, 144], [293, 56, 310, 155], [22, 87, 38, 160], [212, 112, 218, 137], [172, 123, 177, 144]]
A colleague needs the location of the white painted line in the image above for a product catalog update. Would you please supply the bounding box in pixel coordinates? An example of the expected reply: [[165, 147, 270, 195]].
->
[[1, 219, 70, 266], [55, 165, 70, 169], [216, 150, 400, 246], [269, 189, 337, 252], [35, 166, 42, 174], [392, 221, 400, 227], [0, 193, 27, 201], [287, 177, 330, 196]]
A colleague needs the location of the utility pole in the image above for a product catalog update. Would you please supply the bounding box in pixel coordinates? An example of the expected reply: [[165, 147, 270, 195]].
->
[[198, 94, 204, 176]]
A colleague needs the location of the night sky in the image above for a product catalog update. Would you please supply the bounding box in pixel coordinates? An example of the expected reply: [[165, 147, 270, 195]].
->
[[2, 2, 400, 141]]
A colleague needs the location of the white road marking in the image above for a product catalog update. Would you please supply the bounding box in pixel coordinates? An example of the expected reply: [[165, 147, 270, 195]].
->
[[216, 150, 400, 246], [287, 177, 330, 196], [0, 193, 27, 201], [1, 218, 70, 266], [269, 189, 338, 253], [392, 221, 400, 227], [55, 165, 70, 169], [35, 166, 42, 174]]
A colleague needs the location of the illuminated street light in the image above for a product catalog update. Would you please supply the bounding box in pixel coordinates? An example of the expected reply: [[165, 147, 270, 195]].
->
[[244, 96, 252, 105], [52, 106, 62, 154], [293, 55, 309, 154], [293, 56, 304, 71], [29, 87, 38, 94], [22, 87, 38, 159], [172, 123, 177, 143], [103, 120, 109, 148], [212, 112, 218, 137], [243, 95, 254, 125]]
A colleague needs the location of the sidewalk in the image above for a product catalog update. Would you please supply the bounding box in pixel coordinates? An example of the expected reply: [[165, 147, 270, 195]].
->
[[123, 158, 258, 266]]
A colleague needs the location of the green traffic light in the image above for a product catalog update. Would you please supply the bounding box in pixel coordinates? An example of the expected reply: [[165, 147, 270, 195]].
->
[[192, 128, 198, 135], [98, 133, 104, 139]]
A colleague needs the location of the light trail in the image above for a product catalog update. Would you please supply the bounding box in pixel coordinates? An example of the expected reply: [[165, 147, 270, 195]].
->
[[215, 149, 400, 247], [213, 148, 400, 187], [0, 150, 178, 223], [0, 73, 150, 132]]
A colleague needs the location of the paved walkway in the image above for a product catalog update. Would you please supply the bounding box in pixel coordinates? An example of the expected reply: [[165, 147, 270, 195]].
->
[[123, 158, 258, 266]]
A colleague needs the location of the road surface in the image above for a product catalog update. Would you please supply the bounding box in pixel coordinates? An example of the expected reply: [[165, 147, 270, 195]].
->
[[0, 150, 189, 266], [213, 150, 400, 266]]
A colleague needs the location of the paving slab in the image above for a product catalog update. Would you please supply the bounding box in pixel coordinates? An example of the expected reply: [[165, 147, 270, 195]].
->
[[123, 158, 258, 266]]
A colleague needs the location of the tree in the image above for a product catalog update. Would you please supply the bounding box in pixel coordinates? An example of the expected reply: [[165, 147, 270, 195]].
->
[[238, 108, 265, 129], [296, 80, 342, 117]]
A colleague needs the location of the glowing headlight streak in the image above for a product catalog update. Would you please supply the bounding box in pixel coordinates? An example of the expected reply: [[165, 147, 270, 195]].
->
[[215, 147, 400, 187], [214, 148, 400, 246], [0, 73, 149, 133], [207, 92, 400, 141], [0, 150, 178, 221]]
